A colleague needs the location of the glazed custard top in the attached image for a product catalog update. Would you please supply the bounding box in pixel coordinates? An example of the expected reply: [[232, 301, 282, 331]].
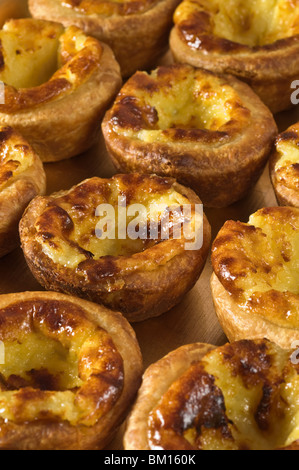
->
[[107, 65, 250, 145], [0, 126, 37, 192], [33, 174, 200, 276], [61, 0, 160, 16], [0, 298, 124, 426], [148, 339, 299, 450], [274, 123, 299, 195], [0, 19, 102, 113], [212, 207, 299, 328], [174, 0, 299, 51]]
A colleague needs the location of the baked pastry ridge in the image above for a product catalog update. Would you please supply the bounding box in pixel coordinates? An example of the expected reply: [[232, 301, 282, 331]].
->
[[173, 0, 299, 49], [29, 0, 181, 77], [0, 19, 103, 112], [170, 0, 299, 113], [19, 174, 211, 322], [0, 125, 46, 257], [211, 206, 299, 348], [102, 64, 277, 207], [0, 291, 142, 450], [270, 122, 299, 207], [124, 339, 299, 450], [0, 18, 122, 162], [61, 0, 160, 16]]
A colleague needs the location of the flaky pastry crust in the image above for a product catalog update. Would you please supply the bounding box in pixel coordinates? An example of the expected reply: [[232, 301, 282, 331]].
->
[[270, 122, 299, 207], [0, 126, 45, 258], [19, 174, 211, 322], [29, 0, 180, 77], [102, 64, 277, 208], [124, 342, 215, 450], [0, 291, 142, 450], [211, 207, 299, 349], [170, 0, 299, 113], [124, 339, 299, 450], [0, 18, 121, 162]]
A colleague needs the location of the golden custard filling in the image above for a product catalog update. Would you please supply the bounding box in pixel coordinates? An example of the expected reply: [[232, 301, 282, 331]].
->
[[174, 0, 299, 47], [0, 20, 64, 89], [34, 175, 199, 269], [110, 66, 250, 144], [148, 340, 299, 450], [0, 19, 103, 110], [274, 125, 299, 192], [212, 207, 299, 328], [0, 299, 124, 426], [61, 0, 160, 17]]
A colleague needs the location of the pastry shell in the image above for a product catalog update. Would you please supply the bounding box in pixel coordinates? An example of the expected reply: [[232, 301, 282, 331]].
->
[[169, 0, 299, 113], [0, 290, 142, 450], [29, 0, 180, 78], [19, 174, 211, 322], [124, 338, 299, 450], [124, 342, 215, 450], [0, 18, 122, 162], [210, 273, 299, 350], [211, 206, 299, 349], [102, 64, 277, 208], [0, 126, 46, 258], [270, 122, 299, 207]]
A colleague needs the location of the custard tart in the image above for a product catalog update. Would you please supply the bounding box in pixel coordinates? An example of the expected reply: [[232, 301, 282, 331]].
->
[[19, 174, 211, 322], [211, 206, 299, 349], [0, 126, 45, 258], [0, 290, 142, 450], [102, 64, 277, 208], [124, 338, 299, 450], [0, 18, 121, 162], [270, 122, 299, 207], [170, 0, 299, 113], [29, 0, 180, 78]]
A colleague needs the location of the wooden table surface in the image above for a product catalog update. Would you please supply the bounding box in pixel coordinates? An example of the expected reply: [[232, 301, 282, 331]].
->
[[1, 0, 299, 450]]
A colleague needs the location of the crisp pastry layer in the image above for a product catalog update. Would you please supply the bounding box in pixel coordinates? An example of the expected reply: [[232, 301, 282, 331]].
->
[[124, 339, 299, 450], [211, 206, 299, 348], [0, 126, 45, 258], [0, 18, 121, 162], [270, 122, 299, 207], [29, 0, 180, 77], [19, 174, 211, 322], [102, 64, 277, 207], [0, 291, 142, 450], [61, 0, 160, 16], [170, 0, 299, 113]]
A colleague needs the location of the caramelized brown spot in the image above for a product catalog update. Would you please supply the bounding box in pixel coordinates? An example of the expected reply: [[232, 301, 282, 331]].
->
[[148, 363, 233, 450], [111, 96, 158, 130], [130, 72, 159, 94], [0, 127, 13, 144], [27, 368, 61, 391], [178, 13, 249, 54], [255, 384, 277, 431], [1, 374, 29, 390], [221, 340, 272, 388], [277, 131, 299, 142], [77, 256, 119, 281]]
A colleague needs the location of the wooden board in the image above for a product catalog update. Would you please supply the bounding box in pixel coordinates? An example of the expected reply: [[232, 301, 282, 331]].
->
[[1, 0, 298, 450]]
